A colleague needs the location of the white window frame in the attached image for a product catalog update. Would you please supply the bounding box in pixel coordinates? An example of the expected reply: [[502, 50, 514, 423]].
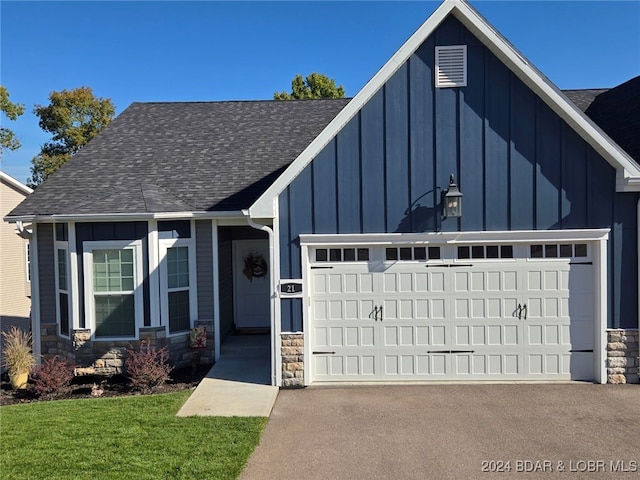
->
[[158, 237, 197, 335], [83, 240, 144, 340], [54, 242, 71, 338], [25, 242, 31, 283]]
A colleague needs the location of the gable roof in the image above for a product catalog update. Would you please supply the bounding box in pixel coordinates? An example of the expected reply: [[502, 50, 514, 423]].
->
[[249, 0, 640, 218], [7, 99, 349, 220]]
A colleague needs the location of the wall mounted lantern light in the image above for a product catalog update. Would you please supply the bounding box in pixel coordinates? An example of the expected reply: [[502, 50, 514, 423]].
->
[[443, 174, 463, 218]]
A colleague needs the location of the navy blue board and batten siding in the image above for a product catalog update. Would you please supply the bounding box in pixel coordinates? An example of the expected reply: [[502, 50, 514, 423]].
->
[[278, 16, 638, 332]]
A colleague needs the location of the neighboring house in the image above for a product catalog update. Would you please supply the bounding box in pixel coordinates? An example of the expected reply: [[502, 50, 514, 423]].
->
[[1, 171, 32, 368], [5, 0, 639, 384]]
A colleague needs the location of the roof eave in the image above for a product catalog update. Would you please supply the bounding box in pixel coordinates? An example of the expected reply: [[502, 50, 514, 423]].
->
[[0, 171, 33, 195], [3, 210, 246, 223]]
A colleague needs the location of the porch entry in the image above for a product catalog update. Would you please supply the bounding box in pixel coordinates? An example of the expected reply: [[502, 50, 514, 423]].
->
[[233, 239, 270, 329]]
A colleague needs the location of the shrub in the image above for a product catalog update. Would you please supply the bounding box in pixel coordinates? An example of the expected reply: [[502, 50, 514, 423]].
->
[[1, 327, 36, 378], [32, 356, 75, 398], [125, 341, 173, 393]]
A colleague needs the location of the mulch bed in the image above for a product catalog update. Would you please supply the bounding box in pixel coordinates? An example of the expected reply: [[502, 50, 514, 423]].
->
[[0, 363, 212, 406]]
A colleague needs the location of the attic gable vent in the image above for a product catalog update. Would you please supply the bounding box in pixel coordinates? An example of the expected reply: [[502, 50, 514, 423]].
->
[[435, 45, 467, 88]]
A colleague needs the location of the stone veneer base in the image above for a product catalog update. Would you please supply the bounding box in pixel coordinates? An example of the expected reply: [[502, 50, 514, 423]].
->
[[40, 319, 215, 376], [281, 333, 304, 388], [607, 329, 639, 384]]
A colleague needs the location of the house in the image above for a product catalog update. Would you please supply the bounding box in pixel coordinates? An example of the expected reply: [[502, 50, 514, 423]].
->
[[5, 0, 639, 384], [1, 171, 32, 366]]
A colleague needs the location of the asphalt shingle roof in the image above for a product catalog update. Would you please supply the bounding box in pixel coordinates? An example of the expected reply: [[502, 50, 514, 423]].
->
[[9, 99, 350, 217]]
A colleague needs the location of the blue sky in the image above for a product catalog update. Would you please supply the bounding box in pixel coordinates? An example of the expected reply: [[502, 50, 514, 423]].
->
[[1, 1, 639, 184]]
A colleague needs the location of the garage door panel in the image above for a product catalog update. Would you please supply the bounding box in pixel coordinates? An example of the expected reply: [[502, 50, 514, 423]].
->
[[309, 248, 595, 383]]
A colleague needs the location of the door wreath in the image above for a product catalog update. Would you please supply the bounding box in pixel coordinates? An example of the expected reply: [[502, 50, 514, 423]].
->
[[243, 252, 268, 282]]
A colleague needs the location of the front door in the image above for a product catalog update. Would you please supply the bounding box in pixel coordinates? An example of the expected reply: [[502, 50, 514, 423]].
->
[[233, 239, 270, 329]]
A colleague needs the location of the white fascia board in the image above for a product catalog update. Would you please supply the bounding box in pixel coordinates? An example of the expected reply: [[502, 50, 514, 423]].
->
[[0, 171, 33, 195], [300, 229, 610, 246], [618, 174, 640, 192], [249, 0, 639, 219], [3, 211, 246, 223], [249, 0, 457, 219], [451, 1, 640, 182]]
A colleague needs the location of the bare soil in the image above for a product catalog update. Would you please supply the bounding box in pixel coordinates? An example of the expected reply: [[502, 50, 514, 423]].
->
[[0, 364, 212, 406]]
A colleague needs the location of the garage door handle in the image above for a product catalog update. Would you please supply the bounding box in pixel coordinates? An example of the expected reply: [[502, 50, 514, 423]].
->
[[522, 304, 527, 320], [369, 306, 378, 320], [312, 351, 336, 355], [378, 306, 383, 322]]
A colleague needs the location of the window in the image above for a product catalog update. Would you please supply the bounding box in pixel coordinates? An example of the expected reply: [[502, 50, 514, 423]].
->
[[530, 243, 588, 259], [314, 248, 370, 263], [457, 245, 514, 259], [25, 243, 31, 283], [84, 241, 143, 339], [386, 246, 441, 261], [56, 248, 70, 336], [55, 224, 70, 337], [160, 239, 196, 334]]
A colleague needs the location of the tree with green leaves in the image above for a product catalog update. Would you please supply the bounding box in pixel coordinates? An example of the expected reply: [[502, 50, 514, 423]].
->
[[0, 86, 25, 159], [274, 73, 345, 100], [29, 87, 115, 187]]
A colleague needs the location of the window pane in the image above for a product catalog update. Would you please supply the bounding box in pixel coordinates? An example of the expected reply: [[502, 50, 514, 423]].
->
[[94, 249, 135, 292], [329, 249, 342, 262], [501, 245, 514, 259], [168, 247, 189, 288], [316, 249, 328, 262], [575, 244, 587, 257], [486, 246, 499, 259], [413, 247, 427, 260], [428, 247, 441, 260], [57, 249, 67, 291], [530, 245, 543, 258], [399, 248, 412, 261], [458, 246, 470, 259], [472, 246, 484, 259], [59, 292, 69, 336], [95, 294, 135, 337], [559, 244, 573, 258], [357, 249, 369, 261], [343, 248, 356, 261], [169, 290, 191, 333], [545, 244, 558, 258], [386, 248, 398, 261]]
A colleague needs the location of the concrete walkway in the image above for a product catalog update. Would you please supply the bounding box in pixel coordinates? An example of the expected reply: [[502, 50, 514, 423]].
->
[[176, 334, 278, 417]]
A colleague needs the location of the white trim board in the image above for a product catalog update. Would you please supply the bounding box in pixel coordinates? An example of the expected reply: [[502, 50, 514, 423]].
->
[[299, 229, 611, 246], [249, 0, 640, 218]]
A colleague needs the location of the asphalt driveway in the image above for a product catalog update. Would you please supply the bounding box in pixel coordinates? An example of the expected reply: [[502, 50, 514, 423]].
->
[[240, 384, 639, 479]]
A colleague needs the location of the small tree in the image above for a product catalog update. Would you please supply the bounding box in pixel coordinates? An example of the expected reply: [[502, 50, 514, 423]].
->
[[29, 86, 115, 187], [274, 73, 345, 100]]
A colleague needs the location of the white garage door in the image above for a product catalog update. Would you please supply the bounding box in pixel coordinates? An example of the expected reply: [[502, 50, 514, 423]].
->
[[309, 243, 594, 383]]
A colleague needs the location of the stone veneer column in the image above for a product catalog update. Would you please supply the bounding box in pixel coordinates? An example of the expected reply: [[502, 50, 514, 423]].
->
[[607, 329, 639, 384], [281, 333, 304, 387]]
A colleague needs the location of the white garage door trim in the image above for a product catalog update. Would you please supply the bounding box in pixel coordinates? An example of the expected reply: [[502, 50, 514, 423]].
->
[[300, 229, 609, 385]]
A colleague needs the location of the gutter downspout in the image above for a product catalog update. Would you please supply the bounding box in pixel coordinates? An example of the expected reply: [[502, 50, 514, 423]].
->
[[243, 211, 278, 387], [15, 221, 32, 240]]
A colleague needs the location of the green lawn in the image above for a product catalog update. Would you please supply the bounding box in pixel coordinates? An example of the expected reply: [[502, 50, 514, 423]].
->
[[0, 391, 267, 480]]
